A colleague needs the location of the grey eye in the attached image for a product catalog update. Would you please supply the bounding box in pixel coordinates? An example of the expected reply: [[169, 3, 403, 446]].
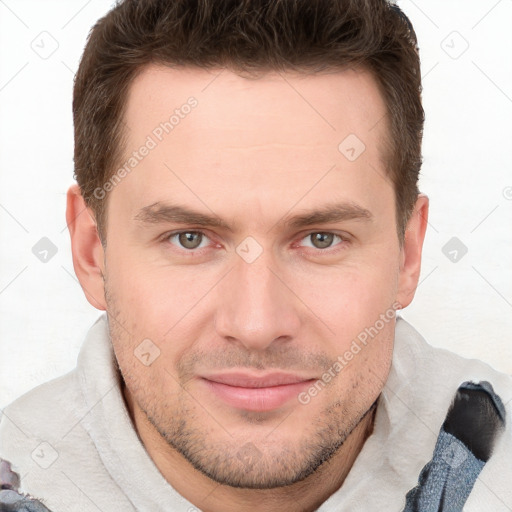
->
[[177, 232, 204, 249], [309, 232, 336, 249]]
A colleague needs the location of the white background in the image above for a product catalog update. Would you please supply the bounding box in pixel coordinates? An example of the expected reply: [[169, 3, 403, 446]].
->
[[1, 0, 511, 410]]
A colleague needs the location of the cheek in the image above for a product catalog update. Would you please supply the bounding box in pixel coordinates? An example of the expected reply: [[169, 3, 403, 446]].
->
[[105, 254, 216, 381], [299, 253, 399, 330], [328, 318, 395, 409], [106, 252, 198, 334]]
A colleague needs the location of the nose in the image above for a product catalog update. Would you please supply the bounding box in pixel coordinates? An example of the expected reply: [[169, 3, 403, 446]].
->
[[214, 246, 301, 352]]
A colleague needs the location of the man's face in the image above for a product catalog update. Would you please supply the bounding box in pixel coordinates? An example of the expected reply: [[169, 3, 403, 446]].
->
[[102, 65, 403, 487]]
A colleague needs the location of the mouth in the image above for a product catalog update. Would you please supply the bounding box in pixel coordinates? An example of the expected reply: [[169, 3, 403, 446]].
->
[[200, 372, 316, 412]]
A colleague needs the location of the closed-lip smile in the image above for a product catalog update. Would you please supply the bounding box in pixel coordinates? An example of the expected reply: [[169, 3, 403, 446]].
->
[[200, 371, 316, 412]]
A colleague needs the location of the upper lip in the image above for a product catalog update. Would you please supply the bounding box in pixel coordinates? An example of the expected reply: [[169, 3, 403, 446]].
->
[[201, 372, 315, 388]]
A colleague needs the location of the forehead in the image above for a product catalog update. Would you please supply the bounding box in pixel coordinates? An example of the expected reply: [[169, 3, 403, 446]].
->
[[112, 64, 392, 224], [127, 63, 386, 105], [123, 64, 388, 149]]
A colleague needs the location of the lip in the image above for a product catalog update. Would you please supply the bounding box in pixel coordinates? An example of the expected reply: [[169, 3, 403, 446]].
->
[[200, 372, 316, 412]]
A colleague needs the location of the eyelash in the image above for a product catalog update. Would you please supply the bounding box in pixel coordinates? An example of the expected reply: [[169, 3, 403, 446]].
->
[[160, 230, 350, 255]]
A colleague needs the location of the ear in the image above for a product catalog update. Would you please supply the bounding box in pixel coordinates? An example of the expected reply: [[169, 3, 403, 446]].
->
[[66, 184, 107, 310], [396, 194, 429, 309]]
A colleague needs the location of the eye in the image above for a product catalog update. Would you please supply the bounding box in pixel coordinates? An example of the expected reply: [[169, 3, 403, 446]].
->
[[298, 232, 346, 250], [167, 231, 211, 250]]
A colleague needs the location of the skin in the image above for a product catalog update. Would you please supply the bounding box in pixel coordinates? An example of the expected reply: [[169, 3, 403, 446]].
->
[[67, 64, 428, 512]]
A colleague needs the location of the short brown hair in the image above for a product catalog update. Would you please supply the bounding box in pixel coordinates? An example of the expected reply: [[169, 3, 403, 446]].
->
[[73, 0, 424, 245]]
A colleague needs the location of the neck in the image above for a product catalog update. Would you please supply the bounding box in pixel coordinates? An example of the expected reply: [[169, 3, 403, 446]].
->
[[123, 382, 377, 512]]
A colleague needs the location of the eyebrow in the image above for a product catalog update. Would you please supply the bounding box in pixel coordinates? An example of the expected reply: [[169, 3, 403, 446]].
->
[[133, 200, 373, 232]]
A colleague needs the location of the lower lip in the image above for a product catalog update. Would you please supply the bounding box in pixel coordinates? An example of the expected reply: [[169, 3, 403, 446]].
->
[[202, 379, 313, 412]]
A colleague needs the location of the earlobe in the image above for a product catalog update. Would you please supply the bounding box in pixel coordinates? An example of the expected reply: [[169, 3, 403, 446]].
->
[[396, 194, 429, 309], [66, 184, 107, 310]]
